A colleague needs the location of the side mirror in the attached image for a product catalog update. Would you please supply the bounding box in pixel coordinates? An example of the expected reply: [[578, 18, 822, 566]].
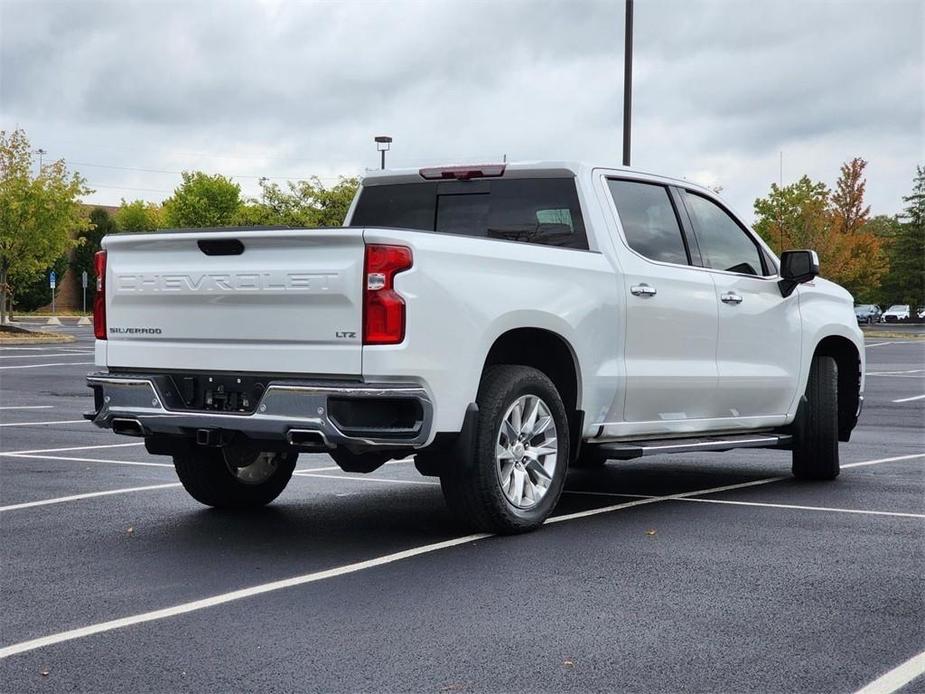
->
[[778, 249, 819, 297]]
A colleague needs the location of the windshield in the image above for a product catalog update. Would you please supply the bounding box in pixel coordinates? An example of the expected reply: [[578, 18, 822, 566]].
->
[[887, 305, 909, 311], [855, 305, 875, 311]]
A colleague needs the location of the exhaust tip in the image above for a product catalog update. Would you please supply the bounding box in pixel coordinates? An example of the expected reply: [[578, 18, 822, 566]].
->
[[287, 429, 331, 450], [111, 418, 144, 437]]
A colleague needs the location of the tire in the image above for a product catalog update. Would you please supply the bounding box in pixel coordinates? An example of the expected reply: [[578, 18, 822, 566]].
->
[[173, 445, 297, 509], [440, 365, 569, 534], [792, 355, 840, 481]]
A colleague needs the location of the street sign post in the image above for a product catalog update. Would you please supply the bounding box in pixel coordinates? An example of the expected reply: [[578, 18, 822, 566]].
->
[[82, 270, 88, 314], [49, 271, 57, 316]]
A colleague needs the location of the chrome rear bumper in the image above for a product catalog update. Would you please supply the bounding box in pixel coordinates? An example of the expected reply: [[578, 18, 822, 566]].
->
[[86, 372, 434, 450]]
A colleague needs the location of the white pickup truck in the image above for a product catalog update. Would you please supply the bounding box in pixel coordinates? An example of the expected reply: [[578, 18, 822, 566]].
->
[[87, 162, 864, 533]]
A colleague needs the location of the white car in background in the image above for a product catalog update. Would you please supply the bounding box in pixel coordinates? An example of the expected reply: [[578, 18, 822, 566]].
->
[[882, 304, 911, 322]]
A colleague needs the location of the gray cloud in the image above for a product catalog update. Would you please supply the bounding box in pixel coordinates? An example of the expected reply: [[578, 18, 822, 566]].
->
[[1, 0, 922, 221]]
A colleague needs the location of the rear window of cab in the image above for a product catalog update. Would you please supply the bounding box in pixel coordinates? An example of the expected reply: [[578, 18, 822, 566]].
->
[[351, 178, 589, 250]]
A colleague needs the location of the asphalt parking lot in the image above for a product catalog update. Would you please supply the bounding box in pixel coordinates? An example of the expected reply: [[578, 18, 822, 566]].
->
[[1, 324, 923, 693]]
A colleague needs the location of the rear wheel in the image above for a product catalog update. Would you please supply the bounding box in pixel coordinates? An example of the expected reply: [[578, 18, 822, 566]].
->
[[792, 355, 840, 481], [173, 444, 297, 508], [440, 365, 569, 534]]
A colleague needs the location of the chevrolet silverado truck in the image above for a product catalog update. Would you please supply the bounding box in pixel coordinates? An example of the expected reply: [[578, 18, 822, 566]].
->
[[86, 162, 864, 533]]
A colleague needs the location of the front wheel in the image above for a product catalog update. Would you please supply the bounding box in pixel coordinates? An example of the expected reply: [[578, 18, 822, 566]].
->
[[173, 444, 297, 509], [440, 365, 569, 534], [792, 355, 840, 481]]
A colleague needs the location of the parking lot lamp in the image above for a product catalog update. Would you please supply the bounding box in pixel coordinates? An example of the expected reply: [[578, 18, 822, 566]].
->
[[375, 136, 392, 170]]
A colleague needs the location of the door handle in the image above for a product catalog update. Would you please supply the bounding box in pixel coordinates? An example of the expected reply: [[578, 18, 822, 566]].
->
[[721, 292, 743, 304], [630, 284, 657, 297]]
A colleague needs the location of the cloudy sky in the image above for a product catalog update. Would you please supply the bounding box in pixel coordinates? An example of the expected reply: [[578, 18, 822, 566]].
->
[[1, 0, 922, 222]]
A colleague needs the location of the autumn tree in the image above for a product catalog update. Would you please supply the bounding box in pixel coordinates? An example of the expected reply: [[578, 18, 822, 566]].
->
[[831, 157, 871, 235], [234, 176, 359, 228], [0, 129, 90, 323], [116, 199, 163, 231], [753, 158, 887, 300], [163, 171, 241, 228]]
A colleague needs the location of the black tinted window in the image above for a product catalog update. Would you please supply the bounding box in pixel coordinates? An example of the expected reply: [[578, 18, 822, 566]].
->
[[350, 183, 435, 231], [684, 192, 767, 276], [606, 180, 689, 265], [351, 178, 588, 250]]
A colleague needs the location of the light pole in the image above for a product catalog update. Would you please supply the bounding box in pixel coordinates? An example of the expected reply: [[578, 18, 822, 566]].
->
[[375, 136, 392, 170], [35, 148, 47, 171], [622, 0, 634, 167]]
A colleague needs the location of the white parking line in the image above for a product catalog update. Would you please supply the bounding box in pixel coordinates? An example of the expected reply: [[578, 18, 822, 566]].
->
[[865, 341, 922, 348], [0, 484, 181, 512], [0, 442, 145, 455], [1, 453, 173, 468], [676, 496, 925, 519], [295, 472, 438, 486], [0, 352, 93, 359], [854, 649, 925, 694], [892, 394, 925, 403], [0, 405, 54, 411], [842, 453, 925, 468], [0, 362, 94, 370], [0, 419, 89, 428], [0, 451, 921, 659], [0, 346, 90, 351]]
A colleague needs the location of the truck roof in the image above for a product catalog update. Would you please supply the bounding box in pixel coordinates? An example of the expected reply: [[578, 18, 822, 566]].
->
[[360, 160, 717, 197]]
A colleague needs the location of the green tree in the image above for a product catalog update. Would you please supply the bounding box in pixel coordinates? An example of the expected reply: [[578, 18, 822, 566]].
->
[[11, 255, 68, 313], [115, 198, 163, 231], [754, 176, 831, 254], [162, 171, 241, 228], [0, 128, 91, 323], [233, 176, 358, 228], [880, 165, 925, 306], [71, 207, 118, 311]]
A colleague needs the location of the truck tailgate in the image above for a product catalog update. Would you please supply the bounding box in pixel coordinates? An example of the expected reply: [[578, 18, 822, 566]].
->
[[102, 228, 364, 375]]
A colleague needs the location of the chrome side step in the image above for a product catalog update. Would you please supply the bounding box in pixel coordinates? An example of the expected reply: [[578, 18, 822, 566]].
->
[[593, 433, 793, 461]]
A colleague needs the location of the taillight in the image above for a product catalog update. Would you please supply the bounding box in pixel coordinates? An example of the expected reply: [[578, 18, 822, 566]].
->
[[363, 244, 412, 345], [93, 250, 106, 340]]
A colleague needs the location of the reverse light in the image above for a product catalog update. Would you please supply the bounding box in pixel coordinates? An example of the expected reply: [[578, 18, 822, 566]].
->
[[93, 250, 107, 340], [418, 164, 506, 181], [363, 244, 412, 345]]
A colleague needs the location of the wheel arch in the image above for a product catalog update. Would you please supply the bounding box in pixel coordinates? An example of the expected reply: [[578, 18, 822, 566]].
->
[[813, 335, 862, 442], [481, 327, 583, 459]]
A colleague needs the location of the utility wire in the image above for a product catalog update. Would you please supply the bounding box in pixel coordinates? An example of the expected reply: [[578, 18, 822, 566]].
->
[[69, 159, 353, 182]]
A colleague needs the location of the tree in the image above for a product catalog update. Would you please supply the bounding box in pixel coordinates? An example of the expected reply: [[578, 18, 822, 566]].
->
[[753, 160, 887, 300], [880, 165, 925, 306], [11, 255, 68, 313], [162, 171, 241, 228], [0, 129, 91, 323], [831, 157, 871, 236], [116, 199, 163, 231], [754, 176, 831, 254], [71, 207, 118, 311], [233, 176, 359, 228]]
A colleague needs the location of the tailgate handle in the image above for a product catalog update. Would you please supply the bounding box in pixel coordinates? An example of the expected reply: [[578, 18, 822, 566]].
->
[[198, 239, 244, 256]]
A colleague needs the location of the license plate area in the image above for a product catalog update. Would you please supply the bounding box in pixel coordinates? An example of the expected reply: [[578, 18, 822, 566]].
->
[[159, 374, 269, 414]]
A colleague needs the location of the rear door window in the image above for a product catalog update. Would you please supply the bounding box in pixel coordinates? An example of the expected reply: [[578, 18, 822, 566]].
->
[[351, 178, 589, 250], [606, 179, 690, 265]]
